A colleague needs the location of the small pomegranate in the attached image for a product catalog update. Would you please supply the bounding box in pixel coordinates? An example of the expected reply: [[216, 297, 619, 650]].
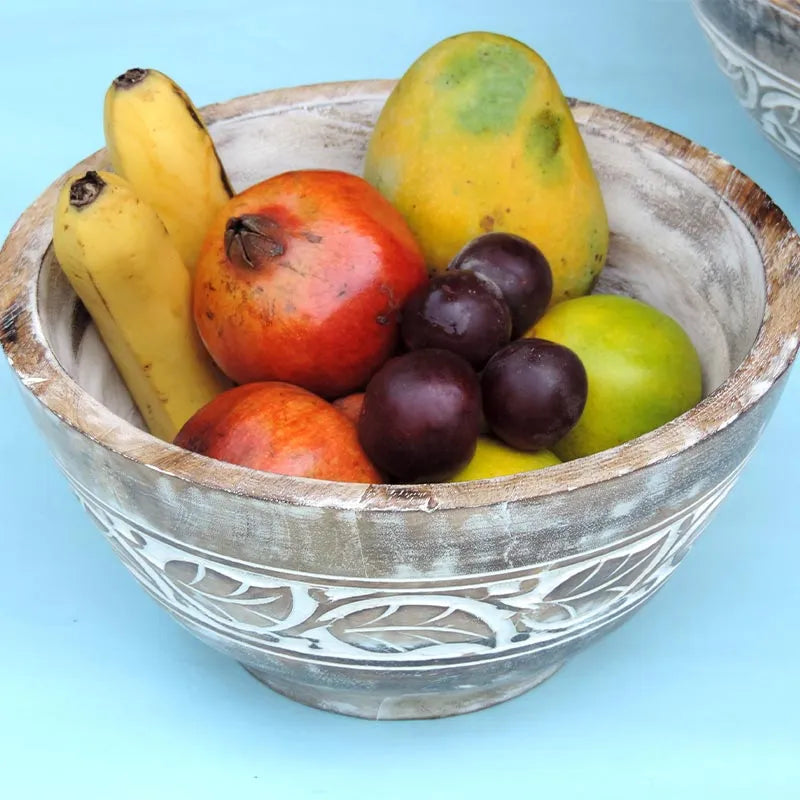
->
[[174, 382, 381, 483]]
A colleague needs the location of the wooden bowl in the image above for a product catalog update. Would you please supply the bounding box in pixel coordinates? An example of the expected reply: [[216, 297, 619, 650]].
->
[[1, 81, 799, 719], [692, 0, 800, 167]]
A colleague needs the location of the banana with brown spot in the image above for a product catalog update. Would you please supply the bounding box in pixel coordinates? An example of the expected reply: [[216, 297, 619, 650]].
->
[[53, 170, 231, 441]]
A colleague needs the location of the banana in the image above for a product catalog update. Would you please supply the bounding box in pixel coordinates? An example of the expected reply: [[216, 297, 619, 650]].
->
[[52, 170, 231, 442], [103, 68, 233, 274]]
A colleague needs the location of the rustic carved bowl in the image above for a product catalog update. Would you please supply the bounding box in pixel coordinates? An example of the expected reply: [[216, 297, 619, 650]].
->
[[691, 0, 800, 167], [1, 81, 799, 720]]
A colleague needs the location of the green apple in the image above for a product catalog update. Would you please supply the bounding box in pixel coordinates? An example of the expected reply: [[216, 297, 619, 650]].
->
[[527, 294, 703, 461], [449, 436, 560, 482]]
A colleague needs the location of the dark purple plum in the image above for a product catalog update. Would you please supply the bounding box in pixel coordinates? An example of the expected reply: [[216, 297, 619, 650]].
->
[[449, 232, 553, 337], [357, 349, 481, 482], [400, 270, 511, 369], [481, 338, 587, 451]]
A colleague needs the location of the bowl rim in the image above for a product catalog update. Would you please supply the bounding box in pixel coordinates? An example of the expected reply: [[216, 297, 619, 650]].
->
[[1, 78, 799, 514]]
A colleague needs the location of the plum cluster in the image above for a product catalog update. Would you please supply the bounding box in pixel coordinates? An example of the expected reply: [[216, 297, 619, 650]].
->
[[357, 233, 588, 482]]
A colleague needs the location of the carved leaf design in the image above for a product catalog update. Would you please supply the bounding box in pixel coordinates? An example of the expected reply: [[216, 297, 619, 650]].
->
[[699, 20, 800, 160], [164, 560, 293, 628], [104, 534, 183, 607], [165, 561, 239, 594], [63, 460, 742, 661], [117, 525, 146, 549], [544, 537, 665, 606], [327, 603, 496, 654], [484, 576, 542, 609], [493, 577, 541, 600]]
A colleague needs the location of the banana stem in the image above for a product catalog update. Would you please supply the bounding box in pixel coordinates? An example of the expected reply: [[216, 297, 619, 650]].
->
[[113, 68, 149, 89], [69, 171, 106, 209]]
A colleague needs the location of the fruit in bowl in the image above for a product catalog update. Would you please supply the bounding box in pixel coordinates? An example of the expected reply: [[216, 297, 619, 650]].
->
[[331, 392, 365, 425], [481, 337, 589, 452], [364, 31, 609, 303], [357, 348, 483, 482], [174, 382, 381, 483], [450, 232, 553, 339], [448, 437, 561, 482], [1, 35, 799, 720], [50, 31, 697, 487], [528, 294, 703, 461], [400, 270, 513, 370], [52, 169, 231, 442], [193, 169, 427, 399]]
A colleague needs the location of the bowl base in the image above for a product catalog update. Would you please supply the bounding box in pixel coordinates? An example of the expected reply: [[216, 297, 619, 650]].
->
[[241, 660, 565, 720]]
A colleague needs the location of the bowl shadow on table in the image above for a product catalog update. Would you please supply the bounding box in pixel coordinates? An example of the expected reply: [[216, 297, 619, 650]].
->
[[2, 80, 799, 720]]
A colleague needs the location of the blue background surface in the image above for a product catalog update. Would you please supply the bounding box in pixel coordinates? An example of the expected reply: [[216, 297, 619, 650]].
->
[[1, 1, 798, 797]]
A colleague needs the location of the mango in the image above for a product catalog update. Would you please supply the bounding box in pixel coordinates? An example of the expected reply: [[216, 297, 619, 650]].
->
[[528, 294, 703, 461], [449, 437, 560, 482], [364, 31, 609, 303]]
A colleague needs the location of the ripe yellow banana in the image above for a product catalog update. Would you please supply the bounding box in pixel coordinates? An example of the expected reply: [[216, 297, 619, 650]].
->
[[103, 67, 233, 274], [52, 170, 231, 442]]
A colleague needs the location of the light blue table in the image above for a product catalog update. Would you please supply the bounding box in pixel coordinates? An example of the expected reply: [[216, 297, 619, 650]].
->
[[1, 1, 798, 797]]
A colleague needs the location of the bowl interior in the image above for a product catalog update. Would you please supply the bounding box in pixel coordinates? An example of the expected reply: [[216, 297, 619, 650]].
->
[[37, 91, 767, 435]]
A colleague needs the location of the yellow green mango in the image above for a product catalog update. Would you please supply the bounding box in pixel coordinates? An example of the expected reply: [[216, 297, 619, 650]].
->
[[449, 437, 560, 482], [528, 294, 703, 461], [364, 31, 609, 303]]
